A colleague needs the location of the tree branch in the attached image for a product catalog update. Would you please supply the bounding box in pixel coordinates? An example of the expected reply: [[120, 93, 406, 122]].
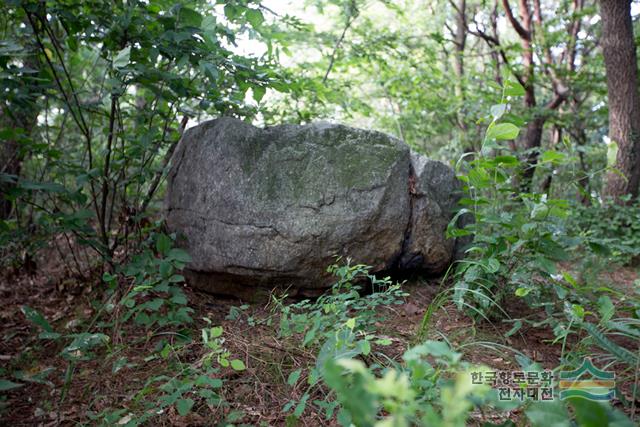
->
[[545, 91, 567, 111], [447, 0, 461, 15], [139, 116, 189, 215], [322, 11, 357, 84], [501, 0, 530, 40], [468, 24, 527, 88]]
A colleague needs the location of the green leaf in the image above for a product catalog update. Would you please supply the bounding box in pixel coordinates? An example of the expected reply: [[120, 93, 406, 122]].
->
[[515, 288, 531, 297], [605, 321, 640, 339], [315, 331, 362, 377], [112, 357, 129, 374], [303, 327, 316, 346], [345, 317, 356, 329], [168, 248, 191, 263], [0, 379, 23, 391], [66, 36, 78, 52], [146, 298, 164, 311], [504, 79, 526, 97], [224, 4, 243, 21], [287, 369, 302, 386], [505, 320, 522, 337], [582, 322, 638, 366], [567, 398, 608, 427], [562, 272, 577, 287], [18, 179, 65, 193], [169, 274, 186, 283], [253, 85, 266, 103], [38, 331, 62, 340], [293, 393, 309, 417], [568, 397, 634, 427], [359, 339, 371, 356], [199, 61, 219, 81], [486, 123, 520, 141], [102, 272, 117, 284], [178, 7, 202, 27], [526, 400, 571, 427], [21, 306, 53, 332], [230, 359, 246, 371], [171, 292, 187, 305], [113, 46, 131, 69], [210, 326, 223, 338], [541, 150, 566, 164], [156, 234, 172, 255], [571, 304, 585, 319], [160, 343, 171, 359], [485, 257, 500, 273], [597, 296, 615, 323], [493, 155, 519, 166], [246, 8, 264, 28], [404, 340, 461, 364], [467, 167, 491, 188], [535, 256, 557, 274], [195, 375, 223, 388], [176, 397, 194, 416], [159, 260, 173, 278]]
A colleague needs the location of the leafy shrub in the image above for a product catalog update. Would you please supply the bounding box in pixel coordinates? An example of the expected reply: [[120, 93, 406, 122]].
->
[[103, 232, 194, 331], [449, 79, 576, 319], [569, 198, 640, 265], [323, 338, 634, 427], [278, 260, 407, 347], [87, 323, 245, 426], [323, 340, 500, 427], [276, 260, 407, 419]]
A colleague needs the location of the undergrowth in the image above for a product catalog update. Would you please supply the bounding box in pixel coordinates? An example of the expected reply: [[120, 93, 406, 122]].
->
[[1, 79, 639, 426]]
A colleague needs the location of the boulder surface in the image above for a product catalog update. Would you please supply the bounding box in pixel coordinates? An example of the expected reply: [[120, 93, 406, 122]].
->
[[165, 117, 464, 295]]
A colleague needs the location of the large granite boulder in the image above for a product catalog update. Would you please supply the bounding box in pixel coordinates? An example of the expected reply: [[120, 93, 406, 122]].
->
[[165, 117, 465, 295]]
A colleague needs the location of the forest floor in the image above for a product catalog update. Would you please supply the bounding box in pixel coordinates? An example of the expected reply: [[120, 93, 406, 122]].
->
[[0, 251, 638, 426]]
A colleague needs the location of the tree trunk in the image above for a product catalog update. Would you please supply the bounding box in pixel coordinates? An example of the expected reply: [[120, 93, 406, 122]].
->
[[451, 0, 475, 152], [489, 2, 502, 85], [600, 0, 640, 201], [520, 115, 545, 190], [0, 125, 21, 219], [0, 99, 38, 220], [0, 42, 35, 219], [452, 0, 467, 102]]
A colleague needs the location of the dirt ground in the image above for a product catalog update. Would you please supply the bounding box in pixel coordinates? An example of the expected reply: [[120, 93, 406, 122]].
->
[[1, 252, 638, 426]]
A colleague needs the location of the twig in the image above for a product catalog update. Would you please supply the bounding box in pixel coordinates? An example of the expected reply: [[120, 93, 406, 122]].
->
[[501, 0, 530, 40], [139, 116, 189, 214], [322, 1, 359, 84]]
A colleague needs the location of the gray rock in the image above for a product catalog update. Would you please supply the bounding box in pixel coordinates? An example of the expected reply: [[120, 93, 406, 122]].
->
[[397, 153, 462, 273], [165, 117, 466, 295]]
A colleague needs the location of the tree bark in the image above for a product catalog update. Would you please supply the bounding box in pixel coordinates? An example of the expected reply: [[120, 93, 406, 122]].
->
[[489, 2, 502, 85], [599, 0, 640, 201], [451, 0, 467, 100], [0, 121, 21, 219], [449, 0, 475, 152], [503, 0, 542, 192]]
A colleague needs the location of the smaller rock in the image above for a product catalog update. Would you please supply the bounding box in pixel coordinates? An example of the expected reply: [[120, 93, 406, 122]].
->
[[397, 153, 464, 273]]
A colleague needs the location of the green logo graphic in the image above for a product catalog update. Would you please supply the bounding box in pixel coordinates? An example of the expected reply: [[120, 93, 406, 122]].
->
[[559, 358, 615, 401]]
